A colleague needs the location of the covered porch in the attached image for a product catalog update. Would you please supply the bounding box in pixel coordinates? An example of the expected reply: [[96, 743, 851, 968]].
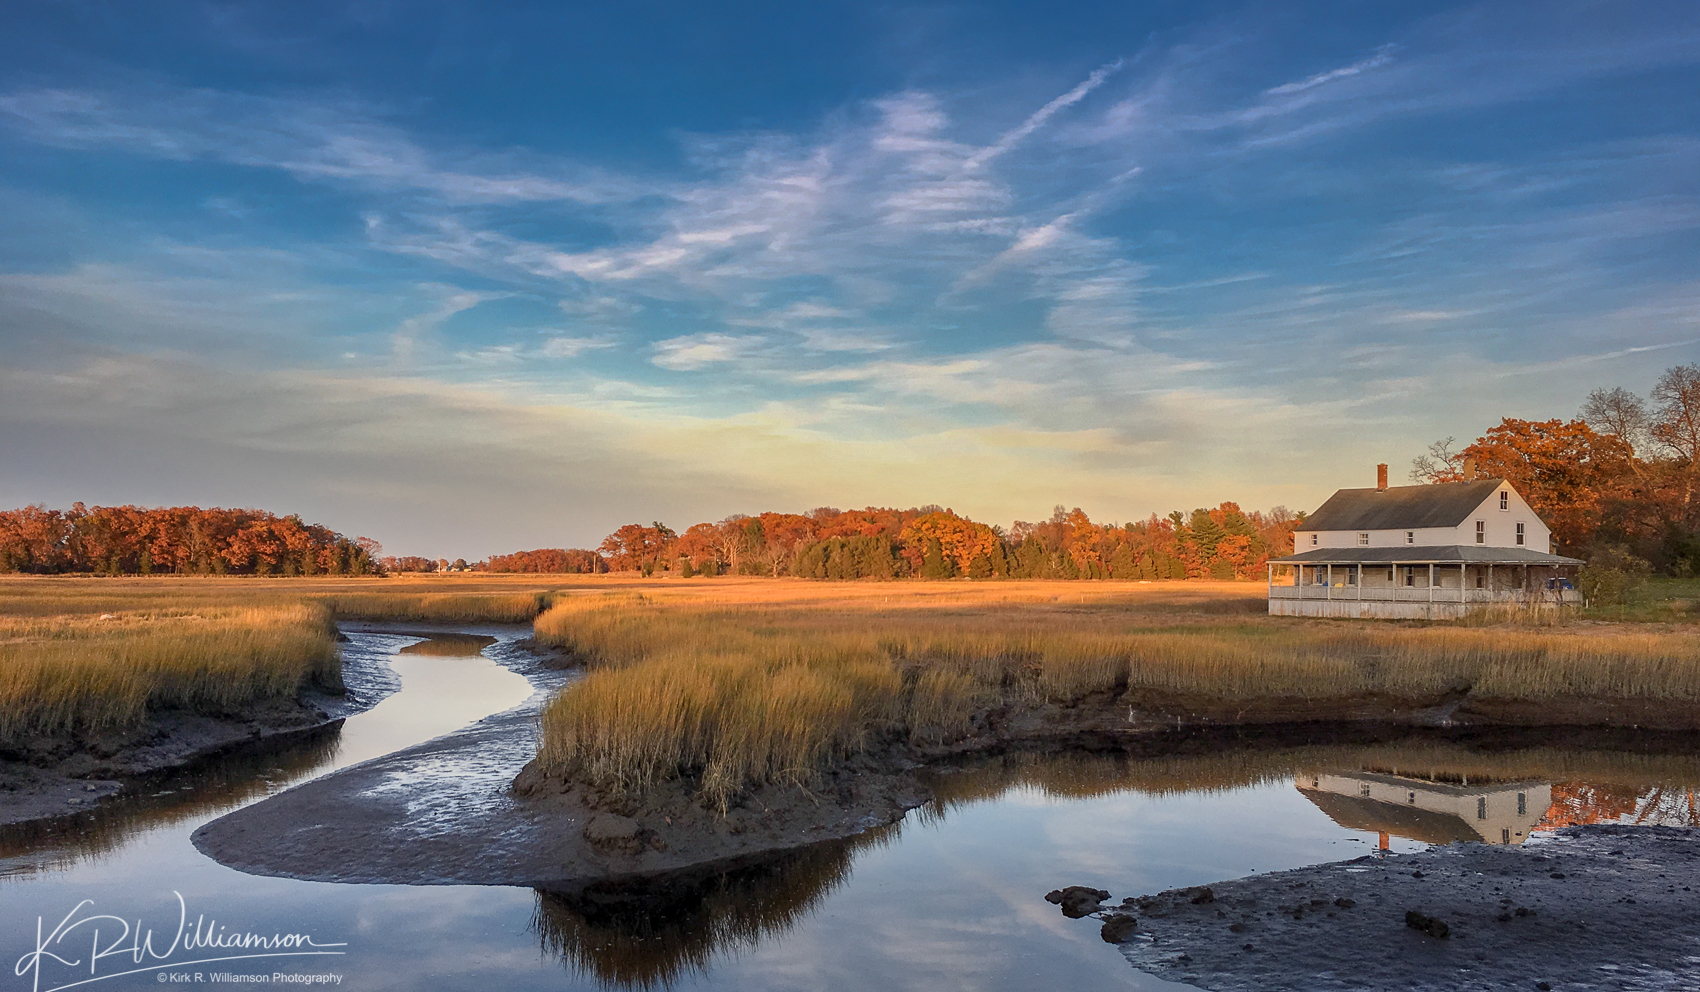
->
[[1267, 546, 1583, 619]]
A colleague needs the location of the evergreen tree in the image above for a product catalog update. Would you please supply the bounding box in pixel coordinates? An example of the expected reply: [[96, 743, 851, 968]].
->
[[921, 538, 954, 578]]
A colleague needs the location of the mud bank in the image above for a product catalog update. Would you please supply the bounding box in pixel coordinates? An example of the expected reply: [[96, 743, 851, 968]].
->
[[0, 628, 408, 829], [1074, 824, 1700, 992], [0, 697, 348, 828]]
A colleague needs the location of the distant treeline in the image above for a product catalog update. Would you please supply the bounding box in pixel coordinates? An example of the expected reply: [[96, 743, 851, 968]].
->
[[587, 503, 1301, 580], [1414, 363, 1700, 574], [0, 504, 380, 575]]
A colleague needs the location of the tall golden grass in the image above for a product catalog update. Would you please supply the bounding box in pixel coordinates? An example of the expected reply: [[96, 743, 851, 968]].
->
[[0, 574, 565, 743], [0, 605, 339, 740], [533, 586, 1700, 809]]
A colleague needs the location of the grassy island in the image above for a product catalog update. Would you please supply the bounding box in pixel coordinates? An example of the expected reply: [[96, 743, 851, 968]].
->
[[530, 579, 1700, 810]]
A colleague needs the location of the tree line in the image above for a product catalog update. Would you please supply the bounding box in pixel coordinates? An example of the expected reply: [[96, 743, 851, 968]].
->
[[585, 502, 1302, 580], [1411, 363, 1700, 574], [14, 364, 1689, 580], [0, 504, 381, 575]]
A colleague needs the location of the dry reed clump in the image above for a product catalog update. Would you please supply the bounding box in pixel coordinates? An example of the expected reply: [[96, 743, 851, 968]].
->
[[532, 592, 1700, 810], [0, 605, 339, 741], [533, 608, 904, 808]]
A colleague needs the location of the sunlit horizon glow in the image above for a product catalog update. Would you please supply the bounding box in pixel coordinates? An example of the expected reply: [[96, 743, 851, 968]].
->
[[2, 2, 1698, 557]]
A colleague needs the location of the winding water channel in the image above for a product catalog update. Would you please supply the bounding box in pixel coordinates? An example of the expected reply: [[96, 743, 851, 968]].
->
[[5, 629, 1698, 992]]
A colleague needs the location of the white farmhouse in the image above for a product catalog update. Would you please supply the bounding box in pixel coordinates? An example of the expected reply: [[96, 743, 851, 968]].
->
[[1268, 464, 1582, 618]]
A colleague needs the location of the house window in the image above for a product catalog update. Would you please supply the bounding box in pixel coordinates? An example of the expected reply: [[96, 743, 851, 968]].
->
[[1502, 828, 1511, 844], [1357, 532, 1369, 546], [1517, 792, 1526, 815], [1500, 491, 1509, 511], [1475, 570, 1485, 589], [1407, 791, 1416, 805], [1404, 567, 1415, 587], [1516, 522, 1525, 546], [1477, 797, 1487, 820], [1310, 533, 1318, 546], [1405, 531, 1415, 544], [1360, 783, 1371, 798], [1475, 521, 1485, 544]]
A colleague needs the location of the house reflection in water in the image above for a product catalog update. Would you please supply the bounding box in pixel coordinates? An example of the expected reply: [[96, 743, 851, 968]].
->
[[1297, 771, 1551, 848]]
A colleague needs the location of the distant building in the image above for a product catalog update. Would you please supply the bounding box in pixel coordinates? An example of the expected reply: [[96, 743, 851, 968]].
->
[[1268, 464, 1582, 618], [1297, 770, 1551, 848]]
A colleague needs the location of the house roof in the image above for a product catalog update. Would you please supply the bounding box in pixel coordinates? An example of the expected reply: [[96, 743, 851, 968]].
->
[[1271, 546, 1581, 565], [1299, 479, 1507, 532]]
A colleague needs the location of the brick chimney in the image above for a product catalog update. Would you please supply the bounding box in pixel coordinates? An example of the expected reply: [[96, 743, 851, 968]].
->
[[1376, 463, 1388, 492], [1462, 457, 1478, 481]]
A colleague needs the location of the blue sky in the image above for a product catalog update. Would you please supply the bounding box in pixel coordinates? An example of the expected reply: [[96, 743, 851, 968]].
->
[[2, 1, 1698, 557]]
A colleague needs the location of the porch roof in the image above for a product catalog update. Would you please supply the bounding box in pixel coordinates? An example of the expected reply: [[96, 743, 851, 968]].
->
[[1271, 545, 1581, 566]]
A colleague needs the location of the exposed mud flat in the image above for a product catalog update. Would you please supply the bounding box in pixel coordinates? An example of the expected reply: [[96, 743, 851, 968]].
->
[[1084, 824, 1700, 992]]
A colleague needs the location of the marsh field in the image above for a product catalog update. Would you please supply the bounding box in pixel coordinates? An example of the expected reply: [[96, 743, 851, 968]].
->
[[4, 571, 1700, 779], [7, 574, 1700, 992]]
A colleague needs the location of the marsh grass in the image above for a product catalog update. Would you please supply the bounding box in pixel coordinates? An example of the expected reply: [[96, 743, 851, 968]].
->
[[533, 586, 1700, 809], [0, 574, 566, 744], [311, 592, 551, 623], [0, 605, 339, 740]]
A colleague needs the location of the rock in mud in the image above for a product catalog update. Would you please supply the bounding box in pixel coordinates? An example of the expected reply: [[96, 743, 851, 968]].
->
[[1403, 910, 1449, 939], [1045, 885, 1111, 918], [1100, 914, 1139, 943]]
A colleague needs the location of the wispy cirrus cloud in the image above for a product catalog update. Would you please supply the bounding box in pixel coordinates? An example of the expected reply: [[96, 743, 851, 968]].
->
[[4, 1, 1700, 555], [1264, 45, 1396, 96], [651, 332, 766, 370], [0, 87, 635, 204]]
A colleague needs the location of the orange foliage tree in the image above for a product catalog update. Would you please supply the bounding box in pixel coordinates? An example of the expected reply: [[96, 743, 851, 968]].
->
[[1456, 419, 1635, 554], [0, 504, 379, 575]]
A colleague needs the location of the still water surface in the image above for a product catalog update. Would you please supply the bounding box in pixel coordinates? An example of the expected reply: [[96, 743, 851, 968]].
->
[[4, 631, 1696, 992]]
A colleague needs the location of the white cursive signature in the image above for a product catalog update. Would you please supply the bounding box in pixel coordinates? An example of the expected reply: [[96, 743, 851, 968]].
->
[[13, 893, 347, 992]]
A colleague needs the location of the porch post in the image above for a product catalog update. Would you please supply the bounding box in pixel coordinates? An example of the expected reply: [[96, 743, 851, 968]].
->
[[1427, 563, 1434, 604], [1488, 563, 1493, 598], [1266, 562, 1272, 600], [1326, 563, 1333, 601], [1460, 562, 1466, 604], [1358, 563, 1364, 601]]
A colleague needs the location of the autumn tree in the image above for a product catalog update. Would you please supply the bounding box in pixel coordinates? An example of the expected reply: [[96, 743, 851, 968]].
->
[[1458, 418, 1634, 554]]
